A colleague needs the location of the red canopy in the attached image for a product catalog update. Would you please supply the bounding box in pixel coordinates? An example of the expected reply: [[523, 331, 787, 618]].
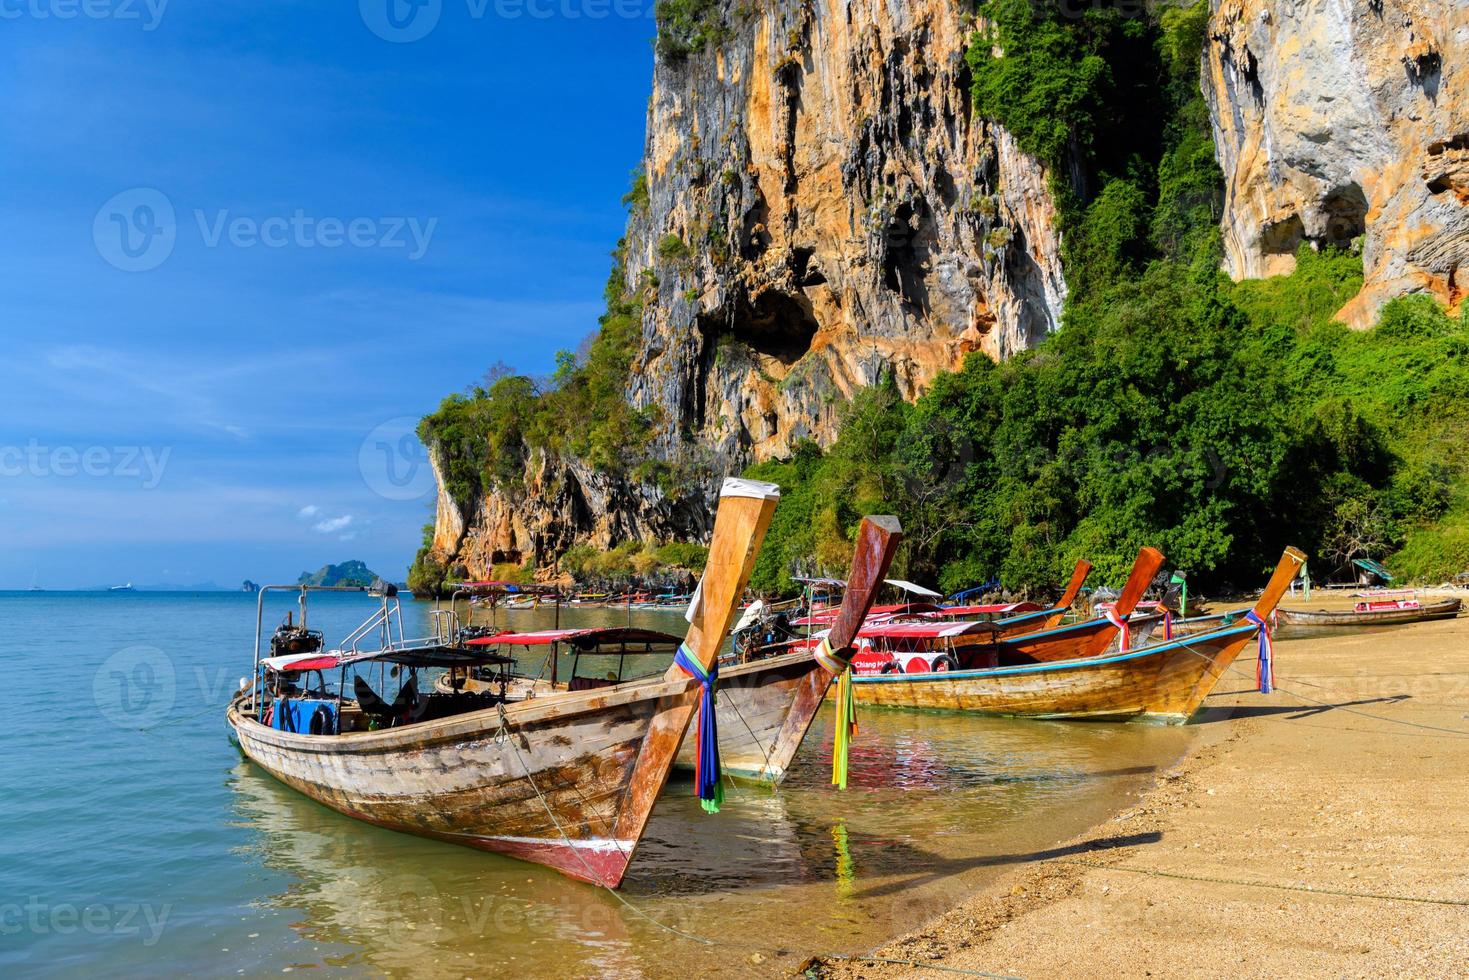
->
[[261, 653, 342, 673], [856, 621, 996, 641], [928, 602, 1045, 618]]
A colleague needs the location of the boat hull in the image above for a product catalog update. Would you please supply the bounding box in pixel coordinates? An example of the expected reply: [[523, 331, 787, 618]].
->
[[848, 625, 1259, 723], [227, 674, 700, 888], [1279, 598, 1461, 627]]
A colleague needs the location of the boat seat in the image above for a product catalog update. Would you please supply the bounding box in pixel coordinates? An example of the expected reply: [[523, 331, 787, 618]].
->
[[353, 675, 419, 721]]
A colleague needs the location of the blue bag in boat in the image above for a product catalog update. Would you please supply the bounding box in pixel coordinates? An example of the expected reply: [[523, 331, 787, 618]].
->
[[270, 698, 338, 735]]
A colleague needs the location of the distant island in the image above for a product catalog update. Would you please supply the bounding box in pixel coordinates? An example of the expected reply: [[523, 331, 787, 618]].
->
[[297, 561, 382, 588]]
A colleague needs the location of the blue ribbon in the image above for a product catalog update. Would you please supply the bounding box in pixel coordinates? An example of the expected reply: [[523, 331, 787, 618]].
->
[[674, 644, 723, 814], [1245, 611, 1274, 694]]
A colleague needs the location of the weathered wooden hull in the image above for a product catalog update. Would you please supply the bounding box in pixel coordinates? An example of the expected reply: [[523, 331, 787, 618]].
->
[[434, 653, 831, 785], [674, 652, 831, 783], [1280, 598, 1461, 627], [849, 624, 1259, 723], [227, 673, 699, 887]]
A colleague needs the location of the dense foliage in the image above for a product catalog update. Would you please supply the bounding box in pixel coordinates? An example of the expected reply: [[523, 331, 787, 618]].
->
[[654, 0, 730, 60], [745, 0, 1469, 594]]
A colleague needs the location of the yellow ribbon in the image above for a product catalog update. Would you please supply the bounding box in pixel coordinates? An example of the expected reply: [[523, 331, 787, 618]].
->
[[815, 637, 859, 790]]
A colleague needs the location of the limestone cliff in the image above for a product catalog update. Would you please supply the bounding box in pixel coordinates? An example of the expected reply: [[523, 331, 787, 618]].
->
[[1204, 0, 1469, 326], [426, 0, 1066, 576], [624, 0, 1066, 468]]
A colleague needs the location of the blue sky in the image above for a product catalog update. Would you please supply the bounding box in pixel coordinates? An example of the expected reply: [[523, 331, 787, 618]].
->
[[0, 0, 659, 588]]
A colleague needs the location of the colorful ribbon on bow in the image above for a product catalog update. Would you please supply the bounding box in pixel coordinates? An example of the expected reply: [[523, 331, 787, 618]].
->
[[1245, 611, 1274, 693], [814, 636, 858, 791], [1102, 607, 1131, 651], [1162, 608, 1174, 641], [674, 644, 723, 814]]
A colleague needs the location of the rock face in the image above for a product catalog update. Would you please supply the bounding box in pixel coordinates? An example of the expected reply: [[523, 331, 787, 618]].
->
[[427, 0, 1067, 575], [430, 446, 713, 573], [1204, 0, 1469, 326], [626, 0, 1065, 468]]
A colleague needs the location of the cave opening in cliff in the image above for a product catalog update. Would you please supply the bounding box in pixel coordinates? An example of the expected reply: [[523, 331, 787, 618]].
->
[[1321, 184, 1368, 249], [715, 290, 819, 368], [882, 200, 931, 314]]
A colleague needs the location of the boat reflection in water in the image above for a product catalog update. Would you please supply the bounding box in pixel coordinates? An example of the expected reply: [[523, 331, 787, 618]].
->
[[229, 699, 1194, 976]]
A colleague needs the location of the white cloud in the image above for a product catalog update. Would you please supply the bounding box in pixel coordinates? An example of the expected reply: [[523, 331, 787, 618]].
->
[[313, 515, 353, 534], [298, 505, 320, 519]]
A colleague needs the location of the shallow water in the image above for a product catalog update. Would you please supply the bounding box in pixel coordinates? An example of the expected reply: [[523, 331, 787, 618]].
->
[[1, 592, 1196, 977]]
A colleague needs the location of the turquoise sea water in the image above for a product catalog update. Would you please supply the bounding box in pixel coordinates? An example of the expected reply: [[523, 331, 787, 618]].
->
[[1, 591, 1196, 977]]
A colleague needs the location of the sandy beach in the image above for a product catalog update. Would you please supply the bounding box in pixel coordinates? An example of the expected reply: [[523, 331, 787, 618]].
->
[[815, 592, 1469, 978]]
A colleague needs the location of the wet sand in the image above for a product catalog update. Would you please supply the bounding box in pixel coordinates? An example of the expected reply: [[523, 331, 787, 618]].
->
[[815, 592, 1469, 977]]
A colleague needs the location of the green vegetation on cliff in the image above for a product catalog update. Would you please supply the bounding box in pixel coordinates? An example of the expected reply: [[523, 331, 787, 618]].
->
[[418, 238, 657, 515], [746, 0, 1469, 593]]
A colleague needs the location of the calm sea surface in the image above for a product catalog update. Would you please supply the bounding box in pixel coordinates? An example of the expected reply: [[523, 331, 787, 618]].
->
[[1, 591, 1197, 977]]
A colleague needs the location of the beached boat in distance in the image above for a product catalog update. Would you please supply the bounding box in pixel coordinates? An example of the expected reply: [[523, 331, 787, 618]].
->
[[227, 478, 780, 888], [1280, 595, 1461, 627], [845, 548, 1306, 723]]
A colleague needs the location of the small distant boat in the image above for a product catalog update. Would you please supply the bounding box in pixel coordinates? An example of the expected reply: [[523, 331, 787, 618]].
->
[[1280, 596, 1461, 627], [109, 583, 135, 592]]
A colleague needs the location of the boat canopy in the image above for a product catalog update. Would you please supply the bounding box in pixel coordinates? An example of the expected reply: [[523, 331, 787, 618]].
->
[[857, 621, 998, 641], [464, 627, 683, 650], [262, 645, 517, 673], [792, 601, 944, 627], [884, 579, 943, 598], [932, 602, 1045, 617]]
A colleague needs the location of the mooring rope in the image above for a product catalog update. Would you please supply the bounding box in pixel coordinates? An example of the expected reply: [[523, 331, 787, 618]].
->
[[1056, 859, 1469, 908]]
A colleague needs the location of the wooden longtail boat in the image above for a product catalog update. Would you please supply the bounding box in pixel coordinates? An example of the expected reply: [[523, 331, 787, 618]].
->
[[1279, 596, 1461, 627], [226, 478, 781, 888], [846, 548, 1307, 723], [677, 515, 903, 783]]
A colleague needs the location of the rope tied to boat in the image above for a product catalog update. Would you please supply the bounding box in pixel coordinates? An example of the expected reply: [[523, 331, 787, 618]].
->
[[814, 636, 859, 791], [673, 644, 723, 814], [1102, 607, 1131, 651], [1245, 610, 1275, 694]]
